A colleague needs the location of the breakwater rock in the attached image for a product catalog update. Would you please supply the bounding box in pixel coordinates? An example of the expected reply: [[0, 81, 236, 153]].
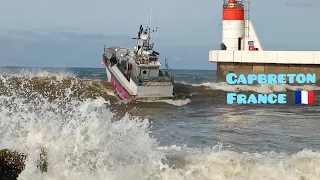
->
[[0, 149, 47, 180]]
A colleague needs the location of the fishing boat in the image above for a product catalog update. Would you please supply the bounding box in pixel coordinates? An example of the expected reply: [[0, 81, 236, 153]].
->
[[101, 24, 175, 101]]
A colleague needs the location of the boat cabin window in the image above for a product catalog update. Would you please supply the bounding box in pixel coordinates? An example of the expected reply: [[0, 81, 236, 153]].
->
[[139, 68, 159, 79]]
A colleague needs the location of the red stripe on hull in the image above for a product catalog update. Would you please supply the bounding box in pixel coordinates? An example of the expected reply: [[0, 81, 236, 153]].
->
[[110, 76, 132, 100]]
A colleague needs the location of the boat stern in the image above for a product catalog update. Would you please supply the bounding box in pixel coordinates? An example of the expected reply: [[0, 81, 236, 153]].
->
[[136, 80, 174, 98]]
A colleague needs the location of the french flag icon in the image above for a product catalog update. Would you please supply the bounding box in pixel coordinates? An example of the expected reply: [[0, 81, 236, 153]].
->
[[295, 90, 314, 105]]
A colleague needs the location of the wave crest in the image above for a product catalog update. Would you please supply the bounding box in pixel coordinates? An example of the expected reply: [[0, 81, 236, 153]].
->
[[0, 73, 115, 101]]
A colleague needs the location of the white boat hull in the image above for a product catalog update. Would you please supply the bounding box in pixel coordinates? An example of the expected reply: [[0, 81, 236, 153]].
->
[[105, 67, 111, 82], [105, 66, 174, 100]]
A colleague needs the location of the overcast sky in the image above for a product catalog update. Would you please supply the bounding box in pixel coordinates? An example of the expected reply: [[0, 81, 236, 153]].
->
[[0, 0, 318, 69]]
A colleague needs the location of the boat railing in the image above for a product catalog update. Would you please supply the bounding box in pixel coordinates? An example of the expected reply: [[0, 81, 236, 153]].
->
[[164, 58, 174, 83]]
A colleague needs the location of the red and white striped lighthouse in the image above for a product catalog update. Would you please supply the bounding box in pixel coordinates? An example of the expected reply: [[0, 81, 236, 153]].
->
[[222, 0, 245, 51]]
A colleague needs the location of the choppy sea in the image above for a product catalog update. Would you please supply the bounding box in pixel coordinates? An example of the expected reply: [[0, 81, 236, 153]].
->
[[0, 66, 320, 180]]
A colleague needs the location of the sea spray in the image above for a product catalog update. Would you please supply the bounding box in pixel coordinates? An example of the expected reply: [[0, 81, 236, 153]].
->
[[0, 72, 167, 180]]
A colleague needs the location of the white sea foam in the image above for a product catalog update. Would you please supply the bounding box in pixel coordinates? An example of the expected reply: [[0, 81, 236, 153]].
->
[[140, 98, 191, 106], [0, 73, 165, 180], [0, 67, 76, 79]]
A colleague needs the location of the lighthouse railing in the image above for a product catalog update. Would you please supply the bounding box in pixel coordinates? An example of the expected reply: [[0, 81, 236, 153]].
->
[[223, 0, 245, 8]]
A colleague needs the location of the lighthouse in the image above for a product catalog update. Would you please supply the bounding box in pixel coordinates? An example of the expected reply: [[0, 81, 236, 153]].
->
[[210, 0, 320, 83], [222, 0, 245, 51]]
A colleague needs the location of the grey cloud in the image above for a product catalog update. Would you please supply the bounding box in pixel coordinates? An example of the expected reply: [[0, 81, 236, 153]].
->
[[0, 28, 133, 44], [285, 0, 317, 7], [0, 29, 215, 69], [67, 10, 83, 14], [0, 29, 131, 67]]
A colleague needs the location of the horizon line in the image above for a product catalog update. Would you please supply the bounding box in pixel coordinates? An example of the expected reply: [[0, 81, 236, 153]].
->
[[0, 65, 217, 71]]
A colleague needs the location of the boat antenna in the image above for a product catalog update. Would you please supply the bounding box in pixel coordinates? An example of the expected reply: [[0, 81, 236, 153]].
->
[[149, 8, 152, 28], [146, 11, 149, 28], [152, 16, 159, 46]]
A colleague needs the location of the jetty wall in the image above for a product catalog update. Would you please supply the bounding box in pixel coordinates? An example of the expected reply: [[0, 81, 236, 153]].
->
[[209, 50, 320, 83]]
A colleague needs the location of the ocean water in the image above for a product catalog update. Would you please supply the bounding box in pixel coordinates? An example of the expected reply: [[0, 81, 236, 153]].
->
[[0, 66, 320, 180]]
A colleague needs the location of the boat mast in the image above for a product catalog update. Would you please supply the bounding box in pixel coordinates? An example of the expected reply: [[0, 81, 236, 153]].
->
[[147, 26, 151, 50], [133, 22, 158, 57]]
